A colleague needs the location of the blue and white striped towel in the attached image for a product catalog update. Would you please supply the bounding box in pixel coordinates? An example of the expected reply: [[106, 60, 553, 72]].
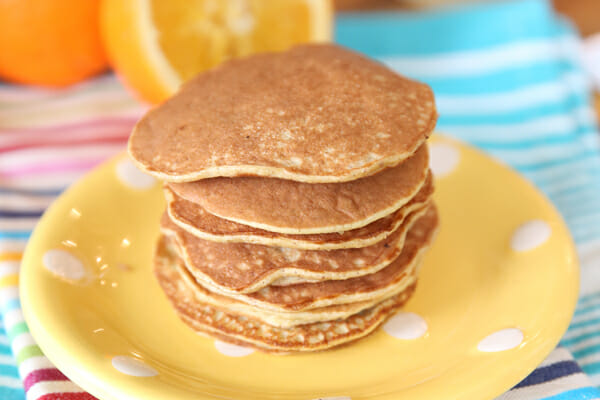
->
[[342, 0, 600, 398]]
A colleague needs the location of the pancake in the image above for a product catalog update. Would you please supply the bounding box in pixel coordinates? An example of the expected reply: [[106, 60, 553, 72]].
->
[[155, 246, 417, 352], [129, 44, 437, 183], [178, 205, 438, 312], [157, 236, 418, 328], [161, 204, 428, 294], [166, 172, 434, 249], [167, 147, 429, 235], [177, 288, 415, 353]]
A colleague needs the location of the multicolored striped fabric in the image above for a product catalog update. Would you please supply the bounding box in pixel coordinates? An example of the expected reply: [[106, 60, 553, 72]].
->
[[0, 323, 23, 400], [1, 0, 600, 399], [0, 76, 145, 400], [563, 294, 600, 388]]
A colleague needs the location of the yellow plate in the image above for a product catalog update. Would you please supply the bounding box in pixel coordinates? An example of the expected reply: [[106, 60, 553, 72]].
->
[[21, 137, 579, 400]]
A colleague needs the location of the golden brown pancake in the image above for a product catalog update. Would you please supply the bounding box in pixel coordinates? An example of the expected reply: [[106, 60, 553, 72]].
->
[[175, 205, 438, 312], [155, 244, 417, 352], [177, 288, 415, 353], [165, 172, 433, 249], [157, 236, 417, 328], [167, 147, 429, 234], [160, 204, 428, 293], [129, 44, 437, 183]]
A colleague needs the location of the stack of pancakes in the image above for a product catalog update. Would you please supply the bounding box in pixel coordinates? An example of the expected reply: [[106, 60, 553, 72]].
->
[[129, 44, 439, 353]]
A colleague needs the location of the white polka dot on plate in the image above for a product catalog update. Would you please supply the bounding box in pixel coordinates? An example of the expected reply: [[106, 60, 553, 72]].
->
[[42, 249, 86, 281], [111, 355, 158, 377], [116, 158, 156, 190], [511, 220, 551, 252], [477, 328, 524, 352], [214, 340, 255, 357], [383, 312, 428, 340], [429, 143, 460, 177]]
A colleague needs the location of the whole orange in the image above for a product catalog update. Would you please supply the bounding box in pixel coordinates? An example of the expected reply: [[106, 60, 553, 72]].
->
[[0, 0, 108, 87]]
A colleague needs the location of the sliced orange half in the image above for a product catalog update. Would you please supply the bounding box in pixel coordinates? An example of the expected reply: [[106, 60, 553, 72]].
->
[[100, 0, 333, 103]]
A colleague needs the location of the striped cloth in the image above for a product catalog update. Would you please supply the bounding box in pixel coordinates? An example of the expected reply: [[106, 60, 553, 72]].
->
[[1, 0, 600, 398], [0, 76, 146, 400]]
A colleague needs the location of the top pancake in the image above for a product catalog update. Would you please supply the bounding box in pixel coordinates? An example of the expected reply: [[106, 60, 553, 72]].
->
[[128, 44, 437, 183], [168, 145, 429, 234]]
